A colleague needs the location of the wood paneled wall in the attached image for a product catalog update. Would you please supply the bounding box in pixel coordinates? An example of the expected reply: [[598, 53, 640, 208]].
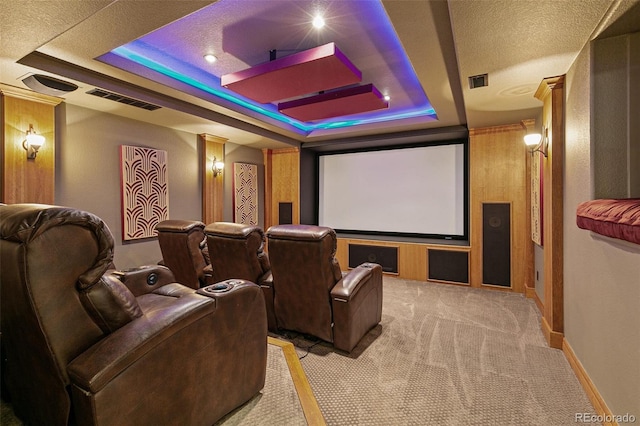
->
[[336, 237, 470, 282], [263, 148, 299, 230], [200, 134, 226, 224], [469, 124, 531, 293], [1, 85, 61, 204]]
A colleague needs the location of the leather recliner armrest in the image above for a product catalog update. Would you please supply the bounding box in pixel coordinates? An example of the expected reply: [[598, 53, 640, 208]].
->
[[330, 262, 383, 352], [68, 280, 267, 425], [330, 262, 380, 301], [67, 290, 214, 393], [111, 265, 176, 297]]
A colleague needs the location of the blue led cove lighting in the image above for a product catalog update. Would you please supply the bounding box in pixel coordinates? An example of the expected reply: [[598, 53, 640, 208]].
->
[[106, 0, 437, 133]]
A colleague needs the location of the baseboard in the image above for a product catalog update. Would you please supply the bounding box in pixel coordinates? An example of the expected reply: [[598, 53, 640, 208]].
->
[[562, 339, 617, 426], [541, 316, 564, 349], [525, 286, 543, 313]]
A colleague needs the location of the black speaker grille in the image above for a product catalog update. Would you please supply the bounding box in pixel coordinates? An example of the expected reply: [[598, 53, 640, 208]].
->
[[278, 202, 293, 225], [428, 249, 469, 284], [348, 244, 398, 273], [482, 203, 511, 287]]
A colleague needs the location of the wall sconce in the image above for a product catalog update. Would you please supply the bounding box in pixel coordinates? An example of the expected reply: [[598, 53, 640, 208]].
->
[[22, 124, 45, 159], [212, 157, 224, 177], [524, 127, 549, 157]]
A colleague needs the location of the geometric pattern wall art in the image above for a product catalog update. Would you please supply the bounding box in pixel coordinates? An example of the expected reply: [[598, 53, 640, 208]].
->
[[530, 150, 543, 246], [120, 145, 169, 240], [233, 162, 258, 225]]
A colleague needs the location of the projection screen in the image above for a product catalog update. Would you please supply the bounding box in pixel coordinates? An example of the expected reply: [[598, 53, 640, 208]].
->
[[318, 142, 467, 239]]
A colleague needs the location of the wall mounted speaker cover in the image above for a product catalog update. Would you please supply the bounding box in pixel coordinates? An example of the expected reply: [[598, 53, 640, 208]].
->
[[428, 249, 469, 284], [482, 203, 511, 287], [348, 244, 398, 273], [22, 74, 78, 97]]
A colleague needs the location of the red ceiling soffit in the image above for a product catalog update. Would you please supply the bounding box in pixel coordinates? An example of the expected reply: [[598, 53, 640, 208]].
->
[[220, 42, 362, 104], [278, 84, 389, 122]]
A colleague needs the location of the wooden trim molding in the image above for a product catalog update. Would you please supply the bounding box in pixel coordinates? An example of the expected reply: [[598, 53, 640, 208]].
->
[[0, 83, 63, 106], [562, 339, 616, 426], [536, 75, 565, 346], [262, 148, 273, 230], [525, 286, 544, 313], [469, 122, 529, 135], [541, 316, 564, 349], [268, 337, 326, 426], [268, 147, 300, 154]]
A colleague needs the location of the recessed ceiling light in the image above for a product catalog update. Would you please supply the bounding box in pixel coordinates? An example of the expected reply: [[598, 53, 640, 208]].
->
[[312, 15, 325, 29], [203, 53, 217, 64], [384, 95, 391, 101]]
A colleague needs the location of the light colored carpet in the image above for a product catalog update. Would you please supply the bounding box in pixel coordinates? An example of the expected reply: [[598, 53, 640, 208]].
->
[[280, 276, 599, 426], [216, 341, 306, 425]]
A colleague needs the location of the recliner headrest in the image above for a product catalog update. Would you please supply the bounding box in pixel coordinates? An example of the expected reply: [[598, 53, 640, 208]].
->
[[156, 220, 205, 233], [205, 222, 263, 239], [0, 203, 115, 289], [266, 224, 335, 241]]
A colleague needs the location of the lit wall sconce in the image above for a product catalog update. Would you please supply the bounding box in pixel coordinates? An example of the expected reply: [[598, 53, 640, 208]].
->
[[212, 157, 224, 177], [524, 127, 549, 157], [22, 124, 45, 159]]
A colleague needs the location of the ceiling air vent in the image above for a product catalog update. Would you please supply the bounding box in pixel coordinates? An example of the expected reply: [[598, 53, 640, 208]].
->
[[86, 88, 161, 111], [468, 73, 488, 89]]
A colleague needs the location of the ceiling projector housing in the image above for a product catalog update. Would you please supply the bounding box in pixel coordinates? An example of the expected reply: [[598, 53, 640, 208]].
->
[[22, 74, 78, 97]]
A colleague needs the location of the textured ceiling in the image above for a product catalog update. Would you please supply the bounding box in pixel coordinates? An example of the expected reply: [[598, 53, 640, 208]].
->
[[1, 0, 630, 150], [448, 0, 614, 128]]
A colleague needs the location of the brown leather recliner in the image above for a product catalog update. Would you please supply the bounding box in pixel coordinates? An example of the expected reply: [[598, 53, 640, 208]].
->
[[155, 219, 212, 288], [266, 224, 383, 353], [205, 222, 276, 331], [0, 204, 267, 426]]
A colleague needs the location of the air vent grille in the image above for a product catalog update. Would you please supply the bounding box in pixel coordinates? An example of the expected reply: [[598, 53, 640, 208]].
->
[[86, 88, 161, 111], [468, 73, 488, 89]]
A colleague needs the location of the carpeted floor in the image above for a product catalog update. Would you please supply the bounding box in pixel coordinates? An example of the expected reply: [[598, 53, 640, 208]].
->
[[216, 341, 306, 425], [280, 276, 599, 425]]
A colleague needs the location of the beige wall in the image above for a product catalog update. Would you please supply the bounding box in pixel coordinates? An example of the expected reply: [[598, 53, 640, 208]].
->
[[55, 104, 266, 268], [56, 104, 202, 268], [564, 33, 640, 416]]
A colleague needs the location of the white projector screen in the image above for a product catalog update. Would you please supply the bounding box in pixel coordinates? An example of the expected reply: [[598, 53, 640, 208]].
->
[[318, 143, 467, 238]]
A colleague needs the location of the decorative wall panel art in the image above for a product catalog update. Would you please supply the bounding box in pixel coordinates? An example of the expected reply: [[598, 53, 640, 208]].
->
[[233, 162, 258, 225], [531, 151, 543, 246], [120, 145, 169, 240]]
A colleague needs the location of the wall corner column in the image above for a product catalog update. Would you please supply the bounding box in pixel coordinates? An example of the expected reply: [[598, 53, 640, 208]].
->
[[262, 147, 299, 230], [1, 84, 62, 204], [200, 133, 227, 224], [535, 75, 565, 349]]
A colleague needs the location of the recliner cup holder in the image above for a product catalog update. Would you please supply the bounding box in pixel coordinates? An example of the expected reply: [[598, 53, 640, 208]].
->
[[202, 280, 243, 294]]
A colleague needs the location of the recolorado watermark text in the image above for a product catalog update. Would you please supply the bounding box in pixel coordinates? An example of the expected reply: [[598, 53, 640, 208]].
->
[[575, 412, 636, 423]]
